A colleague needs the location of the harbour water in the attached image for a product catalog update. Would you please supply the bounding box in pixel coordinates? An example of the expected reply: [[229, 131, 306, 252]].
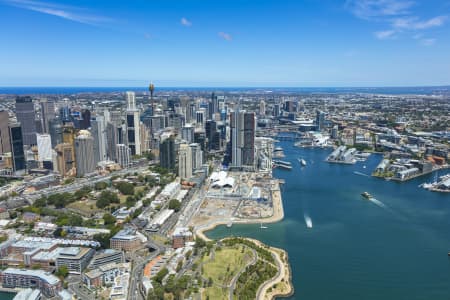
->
[[0, 291, 15, 300], [206, 141, 450, 299]]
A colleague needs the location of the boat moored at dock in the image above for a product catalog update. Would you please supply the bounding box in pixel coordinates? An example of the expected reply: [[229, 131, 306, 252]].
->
[[273, 160, 293, 170]]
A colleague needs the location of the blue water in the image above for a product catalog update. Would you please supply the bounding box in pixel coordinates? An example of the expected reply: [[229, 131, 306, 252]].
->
[[0, 86, 449, 95], [207, 141, 450, 300]]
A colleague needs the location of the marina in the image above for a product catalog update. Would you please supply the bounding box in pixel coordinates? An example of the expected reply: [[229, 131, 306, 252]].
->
[[273, 160, 293, 170], [326, 146, 357, 164], [422, 174, 450, 193]]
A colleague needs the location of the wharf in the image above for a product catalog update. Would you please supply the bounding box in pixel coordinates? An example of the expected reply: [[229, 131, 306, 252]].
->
[[384, 165, 449, 182]]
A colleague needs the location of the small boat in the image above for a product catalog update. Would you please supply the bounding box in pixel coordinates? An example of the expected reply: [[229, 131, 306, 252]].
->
[[361, 192, 373, 199], [227, 222, 233, 228], [298, 158, 307, 166], [304, 215, 313, 228], [260, 223, 267, 229]]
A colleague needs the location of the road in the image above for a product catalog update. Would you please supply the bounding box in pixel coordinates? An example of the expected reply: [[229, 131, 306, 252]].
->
[[68, 275, 96, 299], [127, 238, 164, 300]]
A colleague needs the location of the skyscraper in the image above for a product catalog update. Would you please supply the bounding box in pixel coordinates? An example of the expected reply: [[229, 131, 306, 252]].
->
[[196, 110, 205, 127], [40, 98, 56, 133], [0, 110, 11, 155], [273, 103, 280, 117], [259, 100, 266, 116], [15, 96, 37, 146], [187, 102, 197, 123], [8, 123, 25, 173], [159, 134, 175, 171], [106, 122, 119, 161], [36, 134, 52, 162], [126, 91, 136, 110], [181, 124, 194, 143], [74, 131, 95, 177], [48, 118, 63, 148], [189, 143, 203, 171], [316, 110, 325, 132], [55, 143, 74, 177], [125, 92, 141, 155], [178, 143, 192, 179], [91, 116, 107, 163], [208, 92, 219, 120], [60, 105, 72, 123], [230, 111, 255, 169], [80, 109, 91, 130], [205, 120, 220, 151], [116, 144, 131, 168]]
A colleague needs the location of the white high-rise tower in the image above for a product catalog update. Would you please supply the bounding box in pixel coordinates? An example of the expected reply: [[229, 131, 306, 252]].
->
[[126, 91, 136, 110], [178, 143, 192, 179]]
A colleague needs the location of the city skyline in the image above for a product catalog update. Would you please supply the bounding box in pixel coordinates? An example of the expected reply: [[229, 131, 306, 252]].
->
[[1, 0, 449, 87]]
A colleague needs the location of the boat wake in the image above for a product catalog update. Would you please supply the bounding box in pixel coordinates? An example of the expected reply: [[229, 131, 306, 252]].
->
[[368, 198, 387, 209], [354, 171, 370, 177], [304, 214, 313, 228]]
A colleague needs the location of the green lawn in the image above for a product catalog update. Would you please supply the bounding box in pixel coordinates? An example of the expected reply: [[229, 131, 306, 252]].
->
[[67, 200, 102, 217], [202, 286, 228, 300], [202, 246, 254, 286]]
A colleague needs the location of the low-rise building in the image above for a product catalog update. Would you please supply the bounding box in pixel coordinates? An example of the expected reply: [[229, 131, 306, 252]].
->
[[56, 247, 95, 274], [0, 268, 62, 297], [172, 227, 193, 249], [89, 249, 124, 269], [110, 228, 142, 252]]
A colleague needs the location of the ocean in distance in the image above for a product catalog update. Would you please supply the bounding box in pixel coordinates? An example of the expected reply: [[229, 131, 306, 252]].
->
[[207, 140, 450, 300], [0, 86, 450, 95]]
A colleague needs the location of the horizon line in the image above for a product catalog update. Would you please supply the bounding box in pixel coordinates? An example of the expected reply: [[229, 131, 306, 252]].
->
[[1, 85, 450, 89]]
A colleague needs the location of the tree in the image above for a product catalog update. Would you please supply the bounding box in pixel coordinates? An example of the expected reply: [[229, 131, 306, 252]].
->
[[74, 187, 91, 200], [116, 182, 135, 195], [95, 181, 108, 190], [96, 197, 109, 209], [194, 237, 206, 249], [103, 213, 116, 225], [55, 265, 69, 278], [93, 233, 111, 249], [208, 277, 213, 287], [168, 199, 181, 212], [67, 214, 83, 226], [153, 267, 168, 284], [34, 197, 47, 207], [96, 190, 119, 208], [126, 196, 136, 208], [144, 151, 155, 161]]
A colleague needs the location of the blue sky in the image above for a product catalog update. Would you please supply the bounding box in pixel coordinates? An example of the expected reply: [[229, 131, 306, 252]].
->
[[0, 0, 449, 87]]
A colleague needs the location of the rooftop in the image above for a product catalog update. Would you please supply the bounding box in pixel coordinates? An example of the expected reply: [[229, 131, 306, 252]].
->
[[3, 268, 60, 285], [58, 247, 91, 259], [111, 228, 138, 241]]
